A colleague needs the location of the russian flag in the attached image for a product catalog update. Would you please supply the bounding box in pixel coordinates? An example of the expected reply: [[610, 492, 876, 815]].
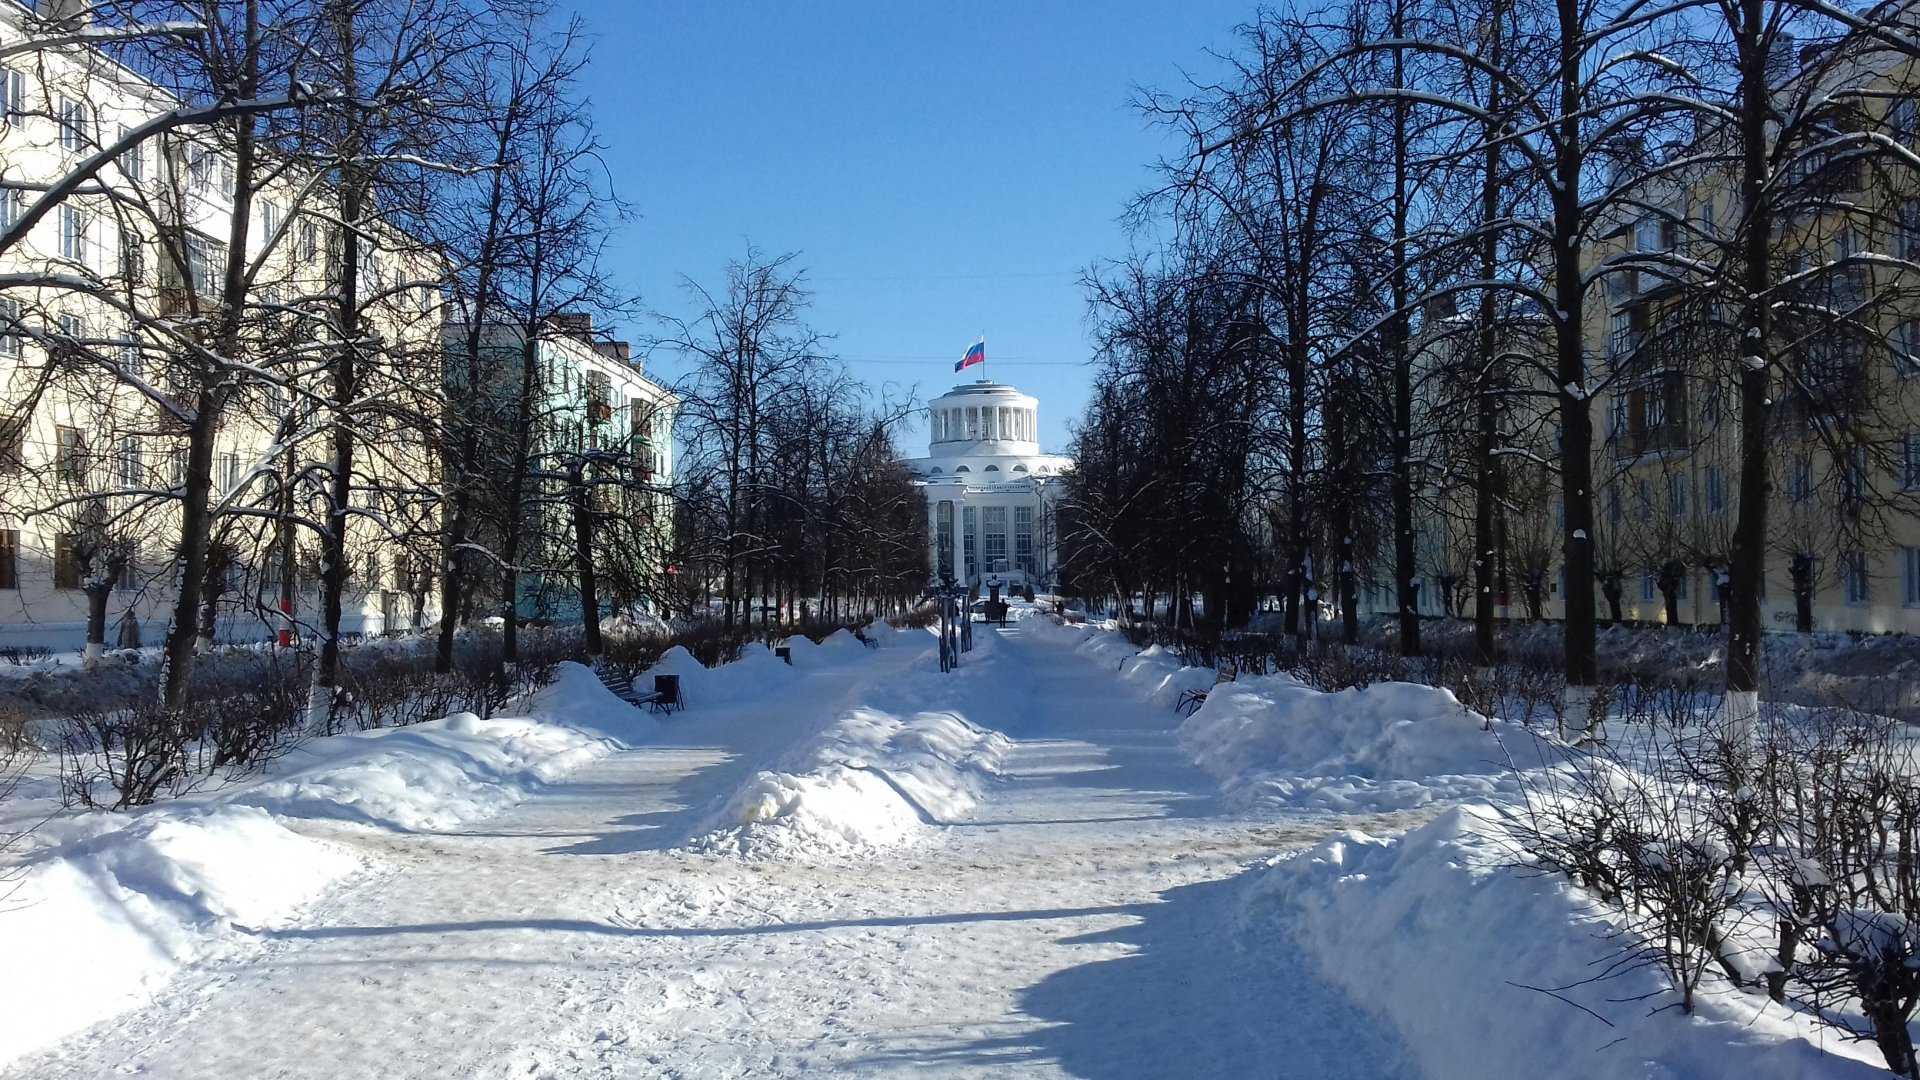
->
[[955, 339, 985, 372]]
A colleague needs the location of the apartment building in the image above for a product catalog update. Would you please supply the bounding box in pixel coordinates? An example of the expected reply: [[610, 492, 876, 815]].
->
[[1366, 48, 1920, 636], [0, 4, 446, 651], [445, 315, 676, 625]]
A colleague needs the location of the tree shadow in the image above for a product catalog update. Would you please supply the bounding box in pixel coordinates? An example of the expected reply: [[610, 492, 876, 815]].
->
[[852, 871, 1417, 1079]]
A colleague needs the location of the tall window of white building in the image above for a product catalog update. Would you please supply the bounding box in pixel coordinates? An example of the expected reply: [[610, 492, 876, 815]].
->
[[0, 69, 25, 124], [58, 204, 87, 263], [962, 507, 977, 579], [1015, 505, 1034, 575], [982, 506, 1008, 574], [57, 95, 87, 153]]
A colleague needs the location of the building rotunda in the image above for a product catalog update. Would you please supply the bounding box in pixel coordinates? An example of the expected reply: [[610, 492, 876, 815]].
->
[[907, 380, 1072, 590]]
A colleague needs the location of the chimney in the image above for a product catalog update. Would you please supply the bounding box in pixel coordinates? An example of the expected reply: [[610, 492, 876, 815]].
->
[[38, 0, 92, 27], [551, 312, 594, 342]]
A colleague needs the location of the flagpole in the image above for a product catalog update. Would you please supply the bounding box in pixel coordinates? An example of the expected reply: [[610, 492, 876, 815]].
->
[[977, 333, 986, 382]]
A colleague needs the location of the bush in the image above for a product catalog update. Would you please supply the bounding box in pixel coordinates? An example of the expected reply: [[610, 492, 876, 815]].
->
[[58, 703, 199, 809]]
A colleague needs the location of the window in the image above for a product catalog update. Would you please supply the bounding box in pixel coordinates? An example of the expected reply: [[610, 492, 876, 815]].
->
[[1668, 473, 1688, 516], [0, 68, 24, 123], [1607, 487, 1622, 524], [1905, 546, 1920, 607], [1641, 570, 1656, 602], [1902, 201, 1920, 263], [56, 425, 85, 482], [119, 228, 145, 281], [181, 144, 213, 190], [0, 529, 14, 589], [56, 95, 86, 153], [54, 534, 79, 590], [935, 501, 954, 573], [1899, 321, 1920, 378], [966, 407, 979, 440], [984, 464, 999, 472], [1844, 550, 1869, 605], [298, 219, 319, 261], [119, 127, 144, 182], [1842, 445, 1868, 507], [1634, 215, 1665, 252], [0, 296, 21, 357], [1706, 466, 1726, 513], [58, 204, 87, 263], [364, 552, 381, 589], [1789, 453, 1812, 501], [962, 506, 977, 580], [258, 199, 282, 245], [169, 447, 187, 486], [116, 435, 141, 487], [219, 160, 234, 199], [1834, 228, 1868, 303], [982, 506, 1008, 574], [218, 451, 241, 492], [0, 185, 22, 232], [1646, 386, 1667, 430], [1906, 434, 1920, 490], [1014, 505, 1035, 575], [1895, 98, 1920, 143], [1609, 394, 1629, 437]]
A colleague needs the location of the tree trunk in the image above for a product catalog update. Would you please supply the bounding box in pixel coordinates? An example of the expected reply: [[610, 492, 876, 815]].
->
[[308, 0, 363, 734], [1725, 0, 1773, 729], [84, 580, 111, 668], [570, 461, 602, 658]]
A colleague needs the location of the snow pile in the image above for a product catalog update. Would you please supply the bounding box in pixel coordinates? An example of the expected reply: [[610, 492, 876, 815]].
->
[[1179, 676, 1522, 811], [231, 663, 630, 831], [0, 805, 356, 1066], [1242, 805, 1883, 1079], [0, 661, 643, 1068], [647, 642, 800, 707], [1024, 617, 1215, 709], [698, 706, 1010, 859]]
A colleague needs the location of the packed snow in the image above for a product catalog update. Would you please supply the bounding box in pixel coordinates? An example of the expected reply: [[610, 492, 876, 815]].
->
[[0, 661, 639, 1067], [1246, 806, 1886, 1079], [0, 610, 1895, 1077]]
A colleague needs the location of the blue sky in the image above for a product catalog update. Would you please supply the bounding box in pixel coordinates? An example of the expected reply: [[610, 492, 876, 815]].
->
[[568, 1, 1249, 453]]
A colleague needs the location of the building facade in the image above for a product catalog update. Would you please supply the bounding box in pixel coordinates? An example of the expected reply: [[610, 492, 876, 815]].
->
[[906, 379, 1071, 591], [445, 315, 676, 624], [0, 4, 444, 651], [1361, 51, 1920, 636]]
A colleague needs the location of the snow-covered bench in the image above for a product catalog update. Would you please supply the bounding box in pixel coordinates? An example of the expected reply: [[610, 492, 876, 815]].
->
[[597, 669, 684, 714]]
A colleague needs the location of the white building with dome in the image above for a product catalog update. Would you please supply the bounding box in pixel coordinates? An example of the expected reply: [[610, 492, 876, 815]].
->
[[908, 380, 1073, 590]]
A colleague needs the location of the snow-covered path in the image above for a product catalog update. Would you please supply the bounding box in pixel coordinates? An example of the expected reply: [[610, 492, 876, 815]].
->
[[7, 621, 1416, 1079]]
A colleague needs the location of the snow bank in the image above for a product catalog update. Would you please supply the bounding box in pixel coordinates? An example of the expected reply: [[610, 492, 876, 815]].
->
[[697, 707, 1010, 859], [1023, 617, 1216, 709], [1241, 805, 1883, 1079], [0, 661, 642, 1068], [648, 642, 802, 707], [231, 663, 629, 831], [1179, 676, 1522, 811], [0, 805, 356, 1067]]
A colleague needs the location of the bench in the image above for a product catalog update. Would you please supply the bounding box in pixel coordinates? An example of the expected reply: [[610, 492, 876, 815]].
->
[[597, 670, 685, 714]]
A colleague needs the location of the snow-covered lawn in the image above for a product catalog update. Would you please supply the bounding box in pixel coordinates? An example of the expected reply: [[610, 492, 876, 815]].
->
[[0, 609, 1891, 1077]]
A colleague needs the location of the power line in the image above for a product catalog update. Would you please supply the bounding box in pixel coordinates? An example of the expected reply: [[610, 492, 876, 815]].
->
[[837, 356, 1087, 367], [807, 270, 1082, 283]]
